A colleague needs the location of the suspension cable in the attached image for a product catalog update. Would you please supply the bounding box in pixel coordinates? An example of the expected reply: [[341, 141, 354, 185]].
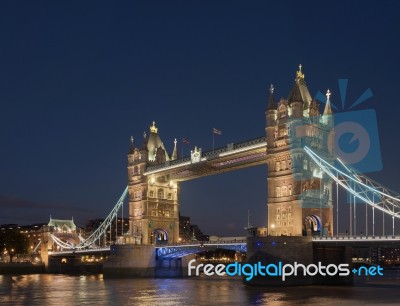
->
[[49, 187, 128, 250], [304, 147, 400, 220]]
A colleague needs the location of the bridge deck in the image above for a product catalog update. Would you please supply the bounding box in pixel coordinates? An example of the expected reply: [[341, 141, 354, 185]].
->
[[48, 247, 111, 256], [143, 137, 267, 181], [48, 236, 400, 256]]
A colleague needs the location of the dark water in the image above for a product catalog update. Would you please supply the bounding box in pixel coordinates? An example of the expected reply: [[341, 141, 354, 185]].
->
[[2, 272, 400, 305]]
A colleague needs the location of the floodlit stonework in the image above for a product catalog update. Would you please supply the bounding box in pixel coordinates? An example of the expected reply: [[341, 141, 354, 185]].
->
[[127, 66, 335, 244], [266, 66, 334, 236]]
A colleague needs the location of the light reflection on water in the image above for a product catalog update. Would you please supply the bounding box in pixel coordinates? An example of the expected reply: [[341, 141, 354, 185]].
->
[[2, 272, 400, 305]]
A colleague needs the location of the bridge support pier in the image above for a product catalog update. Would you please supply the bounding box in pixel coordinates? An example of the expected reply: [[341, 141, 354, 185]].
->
[[155, 254, 196, 277], [103, 245, 195, 278], [103, 245, 156, 277], [40, 232, 49, 271]]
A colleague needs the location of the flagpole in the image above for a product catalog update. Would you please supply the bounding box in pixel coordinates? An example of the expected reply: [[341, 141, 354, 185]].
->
[[212, 132, 215, 153], [212, 128, 221, 153]]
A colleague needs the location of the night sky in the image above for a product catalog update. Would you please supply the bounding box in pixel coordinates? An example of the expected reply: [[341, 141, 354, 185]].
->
[[1, 1, 400, 236]]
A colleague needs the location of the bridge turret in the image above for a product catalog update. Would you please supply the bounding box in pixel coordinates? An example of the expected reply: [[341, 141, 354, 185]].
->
[[142, 121, 170, 163], [321, 89, 334, 127], [265, 84, 277, 150], [171, 138, 178, 161], [127, 132, 149, 244], [288, 64, 311, 118]]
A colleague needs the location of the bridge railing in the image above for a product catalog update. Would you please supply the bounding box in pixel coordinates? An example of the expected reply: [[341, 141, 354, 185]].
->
[[313, 235, 400, 241], [202, 147, 229, 158], [232, 136, 267, 150], [170, 156, 191, 166], [156, 239, 247, 247]]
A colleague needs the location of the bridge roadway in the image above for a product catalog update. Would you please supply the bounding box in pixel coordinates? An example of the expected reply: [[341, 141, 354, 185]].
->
[[48, 239, 248, 258], [48, 247, 111, 256], [48, 236, 400, 257], [142, 136, 268, 181]]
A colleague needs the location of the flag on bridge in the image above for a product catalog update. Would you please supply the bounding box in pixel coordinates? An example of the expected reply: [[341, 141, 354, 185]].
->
[[181, 137, 190, 160], [182, 137, 190, 145], [212, 128, 222, 152], [213, 128, 222, 135]]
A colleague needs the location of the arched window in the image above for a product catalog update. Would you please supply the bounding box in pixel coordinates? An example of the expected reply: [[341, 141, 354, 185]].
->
[[282, 186, 287, 196], [282, 160, 286, 170], [133, 166, 138, 175], [276, 162, 281, 171], [288, 185, 292, 196], [149, 191, 154, 198], [158, 189, 164, 199]]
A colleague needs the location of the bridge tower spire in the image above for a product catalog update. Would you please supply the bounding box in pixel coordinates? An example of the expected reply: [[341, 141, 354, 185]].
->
[[266, 84, 277, 149], [171, 138, 178, 161], [266, 65, 334, 237]]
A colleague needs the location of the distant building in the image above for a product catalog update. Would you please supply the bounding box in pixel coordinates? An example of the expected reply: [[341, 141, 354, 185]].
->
[[48, 217, 77, 233], [21, 223, 47, 253], [190, 224, 208, 241], [179, 215, 191, 241], [0, 224, 19, 229], [178, 214, 208, 242], [247, 226, 268, 237], [1, 223, 46, 254]]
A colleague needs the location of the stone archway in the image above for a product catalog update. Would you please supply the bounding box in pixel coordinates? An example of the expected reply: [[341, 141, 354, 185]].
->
[[151, 228, 169, 245], [304, 215, 321, 236]]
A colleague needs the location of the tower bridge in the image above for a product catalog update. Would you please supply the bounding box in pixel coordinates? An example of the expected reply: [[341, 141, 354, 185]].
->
[[41, 66, 400, 283], [124, 64, 335, 246]]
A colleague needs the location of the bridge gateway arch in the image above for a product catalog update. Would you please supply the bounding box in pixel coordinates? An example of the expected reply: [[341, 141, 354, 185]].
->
[[126, 66, 334, 245]]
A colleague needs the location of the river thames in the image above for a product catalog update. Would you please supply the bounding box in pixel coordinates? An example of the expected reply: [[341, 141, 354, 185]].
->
[[2, 271, 400, 305]]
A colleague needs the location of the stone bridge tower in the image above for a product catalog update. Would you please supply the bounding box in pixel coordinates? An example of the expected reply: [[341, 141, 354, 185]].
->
[[266, 66, 334, 237], [127, 122, 179, 245]]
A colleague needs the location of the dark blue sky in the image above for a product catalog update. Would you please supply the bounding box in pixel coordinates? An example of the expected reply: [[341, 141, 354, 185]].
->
[[1, 1, 400, 236]]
